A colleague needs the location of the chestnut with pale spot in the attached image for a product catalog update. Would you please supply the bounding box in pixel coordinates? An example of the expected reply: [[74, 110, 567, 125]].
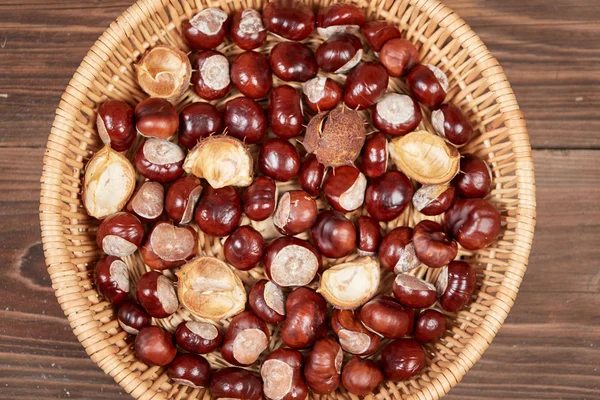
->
[[136, 270, 179, 318], [261, 348, 308, 400], [221, 311, 270, 367], [432, 103, 474, 146], [264, 237, 321, 287], [302, 77, 342, 113], [331, 309, 380, 356], [315, 33, 363, 74], [249, 279, 286, 324], [436, 260, 477, 312], [190, 50, 231, 100], [96, 100, 136, 152], [117, 300, 151, 335], [322, 165, 367, 212], [135, 326, 177, 366], [231, 9, 267, 50], [135, 45, 191, 100], [273, 190, 318, 236], [406, 64, 449, 108], [282, 287, 328, 349], [412, 184, 455, 216], [140, 221, 198, 270], [126, 181, 164, 223], [359, 296, 414, 339], [94, 256, 130, 306], [164, 176, 202, 226], [304, 337, 343, 395], [183, 8, 230, 50], [167, 353, 211, 389], [378, 226, 420, 273], [392, 274, 437, 309], [96, 212, 144, 257], [134, 138, 185, 183], [372, 93, 422, 136], [316, 3, 365, 38], [134, 98, 179, 139], [175, 320, 223, 354]]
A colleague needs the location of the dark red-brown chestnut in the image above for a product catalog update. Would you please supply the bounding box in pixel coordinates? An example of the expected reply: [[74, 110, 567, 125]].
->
[[178, 102, 223, 149], [209, 367, 262, 400], [117, 300, 151, 335], [380, 339, 426, 381], [413, 220, 458, 268], [134, 138, 185, 183], [223, 97, 267, 144], [126, 181, 164, 223], [243, 176, 277, 221], [269, 85, 304, 139], [221, 311, 270, 366], [341, 356, 384, 396], [380, 38, 419, 77], [436, 260, 477, 312], [135, 326, 177, 366], [183, 8, 229, 50], [269, 42, 318, 82], [264, 237, 321, 287], [406, 64, 449, 108], [323, 165, 367, 212], [392, 274, 437, 309], [316, 3, 365, 38], [302, 77, 343, 113], [311, 210, 356, 259], [261, 348, 308, 400], [224, 225, 264, 271], [304, 337, 342, 394], [190, 50, 230, 100], [140, 221, 198, 270], [165, 176, 202, 225], [273, 190, 318, 235], [331, 309, 380, 356], [432, 103, 473, 146], [231, 51, 273, 99], [262, 0, 315, 41], [365, 170, 413, 222], [444, 198, 501, 250], [356, 216, 382, 256], [94, 256, 129, 306], [230, 9, 267, 50], [97, 100, 136, 152], [282, 287, 328, 349], [195, 186, 242, 237], [167, 353, 211, 389], [249, 279, 286, 324], [298, 154, 325, 197], [258, 138, 301, 182], [361, 20, 401, 52], [372, 93, 422, 136], [315, 33, 363, 73], [452, 154, 493, 198], [344, 61, 389, 110], [175, 320, 223, 354], [135, 270, 179, 318], [359, 296, 414, 339], [413, 309, 446, 343], [96, 212, 144, 257], [360, 132, 388, 178], [412, 184, 455, 216], [134, 98, 178, 139], [378, 227, 420, 273]]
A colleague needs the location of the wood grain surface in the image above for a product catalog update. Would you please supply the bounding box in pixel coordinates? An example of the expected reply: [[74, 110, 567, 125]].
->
[[0, 0, 599, 399]]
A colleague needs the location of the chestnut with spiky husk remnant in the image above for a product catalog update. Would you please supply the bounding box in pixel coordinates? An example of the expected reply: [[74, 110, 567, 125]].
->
[[135, 45, 191, 101], [303, 106, 366, 168]]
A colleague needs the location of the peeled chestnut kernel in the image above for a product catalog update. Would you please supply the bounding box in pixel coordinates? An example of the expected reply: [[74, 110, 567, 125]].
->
[[380, 339, 426, 381], [273, 190, 318, 235], [413, 220, 457, 268], [452, 153, 493, 198], [185, 136, 253, 189], [414, 309, 446, 343], [210, 367, 262, 400], [140, 221, 198, 270], [323, 165, 366, 212], [165, 176, 202, 225], [311, 210, 356, 259], [231, 9, 267, 50], [316, 3, 365, 38], [360, 296, 414, 339], [175, 320, 223, 354], [221, 311, 270, 366], [134, 138, 185, 183], [190, 50, 230, 100], [259, 138, 301, 182], [380, 38, 419, 76], [231, 51, 273, 99], [372, 93, 422, 136], [303, 77, 343, 113], [134, 98, 178, 139], [365, 170, 413, 222], [341, 356, 384, 396], [135, 326, 176, 366], [168, 353, 211, 389], [249, 279, 286, 324], [135, 45, 191, 100], [97, 100, 136, 152], [195, 186, 242, 237], [331, 309, 380, 356], [282, 287, 328, 349], [136, 271, 178, 318], [269, 42, 318, 83], [432, 103, 473, 146], [243, 176, 277, 221], [344, 62, 389, 110], [361, 20, 401, 52], [126, 181, 164, 223], [261, 348, 308, 400], [183, 8, 229, 50], [94, 256, 129, 306], [319, 256, 380, 309], [83, 146, 135, 219], [444, 198, 501, 250], [407, 64, 449, 108], [224, 226, 264, 270], [96, 212, 144, 257], [412, 184, 455, 216], [437, 260, 477, 312], [224, 98, 267, 145], [262, 0, 315, 41], [178, 102, 223, 150], [392, 274, 437, 309], [117, 300, 151, 335], [356, 216, 382, 256], [269, 85, 304, 139], [316, 33, 363, 73], [378, 227, 420, 273], [360, 132, 388, 179], [304, 337, 342, 395], [389, 130, 460, 185], [264, 237, 321, 287]]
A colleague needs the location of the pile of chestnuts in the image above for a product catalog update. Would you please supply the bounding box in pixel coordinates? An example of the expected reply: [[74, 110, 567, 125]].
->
[[87, 1, 502, 398]]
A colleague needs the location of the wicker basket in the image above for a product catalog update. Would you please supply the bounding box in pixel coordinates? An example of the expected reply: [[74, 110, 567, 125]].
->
[[39, 0, 536, 398]]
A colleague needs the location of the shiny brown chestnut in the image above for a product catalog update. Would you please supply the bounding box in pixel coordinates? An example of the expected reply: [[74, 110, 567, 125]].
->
[[183, 8, 229, 50], [231, 51, 273, 99], [117, 300, 151, 335], [360, 132, 388, 179], [323, 166, 367, 212], [97, 100, 136, 151], [432, 103, 473, 146], [311, 210, 356, 259], [135, 326, 177, 366], [437, 260, 477, 312], [273, 190, 318, 235], [175, 320, 223, 354], [136, 270, 179, 318], [359, 296, 414, 339], [380, 38, 419, 77], [331, 309, 380, 356], [298, 154, 325, 197], [262, 0, 315, 41], [134, 98, 178, 139], [224, 97, 267, 144], [258, 138, 301, 182], [221, 311, 270, 366], [356, 216, 382, 256], [269, 85, 304, 139], [316, 33, 363, 73], [282, 287, 328, 349], [140, 221, 198, 270], [412, 184, 455, 216], [190, 50, 230, 100], [126, 181, 164, 223], [209, 367, 262, 400], [380, 339, 426, 381], [165, 176, 202, 225], [195, 186, 242, 237], [361, 21, 401, 52], [304, 337, 342, 394], [249, 279, 286, 324], [261, 348, 308, 400], [178, 102, 223, 149], [406, 64, 449, 108], [302, 77, 343, 113], [264, 237, 321, 287], [392, 274, 437, 309], [316, 3, 365, 38], [168, 353, 211, 389], [444, 198, 501, 250], [378, 227, 420, 273], [96, 212, 144, 257], [94, 256, 129, 306], [269, 42, 318, 82], [452, 154, 493, 198], [372, 93, 422, 136], [134, 138, 185, 183], [341, 356, 384, 396], [243, 176, 277, 221], [413, 309, 446, 343], [365, 170, 413, 222], [230, 9, 267, 50], [413, 220, 457, 268], [224, 226, 264, 270], [344, 62, 389, 110]]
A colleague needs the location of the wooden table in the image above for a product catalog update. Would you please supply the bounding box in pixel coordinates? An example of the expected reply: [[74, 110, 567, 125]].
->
[[1, 0, 598, 399]]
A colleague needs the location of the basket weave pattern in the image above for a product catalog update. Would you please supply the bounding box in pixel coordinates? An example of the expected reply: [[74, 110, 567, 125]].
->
[[39, 0, 536, 399]]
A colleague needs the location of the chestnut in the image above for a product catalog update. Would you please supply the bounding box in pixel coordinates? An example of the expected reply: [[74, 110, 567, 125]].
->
[[134, 138, 185, 183], [406, 64, 449, 108], [365, 170, 413, 222], [264, 237, 321, 287], [311, 210, 356, 259], [261, 348, 307, 400], [413, 309, 446, 343], [93, 256, 129, 306], [140, 221, 198, 270], [209, 367, 262, 400], [412, 184, 455, 216], [444, 198, 501, 250], [165, 176, 202, 225], [318, 256, 380, 309], [178, 102, 223, 150], [126, 181, 164, 223], [360, 132, 388, 179], [231, 51, 273, 99], [341, 356, 384, 396], [96, 212, 144, 257], [221, 311, 270, 366], [356, 216, 382, 256], [258, 138, 301, 182], [361, 20, 401, 52], [331, 309, 380, 356], [230, 9, 267, 50], [183, 8, 229, 50], [432, 103, 473, 146], [378, 227, 420, 273], [135, 326, 176, 366], [262, 0, 315, 41], [392, 274, 437, 309], [134, 98, 178, 139], [243, 176, 277, 221], [224, 225, 264, 270], [117, 300, 151, 335], [282, 287, 328, 349], [135, 46, 191, 101], [223, 97, 267, 144], [359, 296, 414, 339], [413, 220, 457, 268], [316, 3, 365, 38], [372, 93, 422, 136], [268, 85, 304, 139], [315, 33, 363, 73], [344, 61, 389, 110], [175, 320, 223, 354], [273, 190, 318, 235], [249, 279, 286, 324], [380, 339, 426, 381], [323, 165, 366, 212], [269, 42, 318, 82], [302, 77, 343, 113], [195, 186, 242, 237], [437, 260, 477, 312], [97, 100, 136, 151], [136, 270, 179, 318], [168, 353, 211, 389], [452, 153, 493, 198], [298, 154, 325, 197], [190, 50, 230, 100], [304, 337, 342, 394], [379, 38, 419, 77]]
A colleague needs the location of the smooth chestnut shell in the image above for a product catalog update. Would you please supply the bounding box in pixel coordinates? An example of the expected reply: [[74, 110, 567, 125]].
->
[[298, 154, 325, 197], [117, 300, 151, 335], [135, 326, 177, 366], [183, 8, 230, 50], [414, 309, 446, 343], [209, 368, 262, 400], [444, 198, 501, 250], [167, 353, 211, 389], [282, 287, 328, 349], [304, 337, 343, 395], [97, 100, 136, 152], [378, 226, 420, 273], [344, 61, 389, 110], [195, 186, 242, 237], [175, 320, 223, 354], [406, 64, 449, 108], [269, 85, 304, 139], [311, 210, 356, 259], [230, 9, 267, 50], [258, 138, 301, 182], [303, 77, 343, 112], [356, 216, 382, 256], [359, 296, 414, 339], [365, 170, 413, 222], [452, 153, 493, 198], [231, 51, 273, 99], [437, 260, 477, 312], [223, 97, 267, 144], [178, 102, 223, 149], [249, 279, 286, 324], [270, 42, 318, 82], [134, 98, 179, 139], [190, 50, 230, 100], [412, 219, 458, 268], [243, 176, 277, 221], [315, 33, 363, 73], [341, 356, 384, 396], [361, 20, 401, 52], [380, 38, 419, 77], [360, 132, 388, 178], [94, 256, 129, 306], [432, 103, 473, 146], [262, 0, 315, 41], [317, 3, 365, 32], [224, 225, 264, 270], [380, 339, 426, 381]]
